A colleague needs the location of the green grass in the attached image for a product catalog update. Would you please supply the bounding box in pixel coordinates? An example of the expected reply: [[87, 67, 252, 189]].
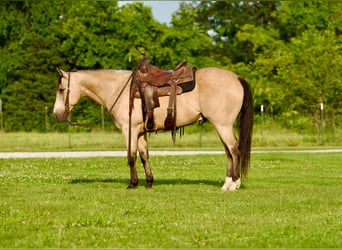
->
[[1, 127, 342, 152], [1, 153, 341, 248]]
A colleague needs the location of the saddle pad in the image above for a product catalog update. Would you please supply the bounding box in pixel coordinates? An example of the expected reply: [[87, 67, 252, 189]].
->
[[179, 78, 195, 93]]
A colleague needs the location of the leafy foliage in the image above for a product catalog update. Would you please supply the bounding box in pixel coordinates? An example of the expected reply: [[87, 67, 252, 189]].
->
[[0, 0, 341, 140]]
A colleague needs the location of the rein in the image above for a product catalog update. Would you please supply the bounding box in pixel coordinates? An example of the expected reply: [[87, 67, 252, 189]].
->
[[63, 71, 131, 127]]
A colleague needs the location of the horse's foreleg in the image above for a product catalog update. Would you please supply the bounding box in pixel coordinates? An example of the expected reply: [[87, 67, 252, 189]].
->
[[137, 133, 154, 188], [127, 151, 138, 189], [125, 128, 139, 189]]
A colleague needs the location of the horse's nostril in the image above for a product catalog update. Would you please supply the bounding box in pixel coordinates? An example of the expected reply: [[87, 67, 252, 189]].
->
[[54, 113, 64, 122]]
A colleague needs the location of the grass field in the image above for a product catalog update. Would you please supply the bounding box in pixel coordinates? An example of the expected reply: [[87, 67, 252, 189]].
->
[[1, 128, 342, 152], [0, 152, 341, 248]]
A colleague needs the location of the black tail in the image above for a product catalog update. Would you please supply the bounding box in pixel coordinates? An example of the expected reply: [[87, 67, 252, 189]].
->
[[238, 77, 253, 178]]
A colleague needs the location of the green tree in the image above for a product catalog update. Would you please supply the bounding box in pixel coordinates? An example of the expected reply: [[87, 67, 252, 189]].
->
[[277, 1, 342, 41], [234, 24, 286, 114], [276, 28, 342, 136], [195, 1, 280, 64], [114, 2, 166, 68], [228, 1, 342, 141], [0, 1, 66, 131], [60, 1, 122, 69], [147, 3, 217, 69]]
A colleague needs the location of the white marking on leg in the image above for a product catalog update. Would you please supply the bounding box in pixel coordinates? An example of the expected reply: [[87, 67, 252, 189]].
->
[[221, 177, 241, 192], [229, 178, 241, 191], [221, 177, 233, 192]]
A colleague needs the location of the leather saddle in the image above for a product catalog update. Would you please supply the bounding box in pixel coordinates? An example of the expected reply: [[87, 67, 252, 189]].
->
[[129, 54, 196, 137]]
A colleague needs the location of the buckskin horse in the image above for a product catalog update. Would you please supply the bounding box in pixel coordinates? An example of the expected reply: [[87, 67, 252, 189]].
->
[[53, 65, 253, 191]]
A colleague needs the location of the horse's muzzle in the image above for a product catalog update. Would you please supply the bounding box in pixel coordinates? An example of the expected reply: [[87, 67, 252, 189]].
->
[[53, 110, 66, 122]]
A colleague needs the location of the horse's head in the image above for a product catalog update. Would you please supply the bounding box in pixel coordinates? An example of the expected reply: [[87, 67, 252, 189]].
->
[[53, 68, 81, 122]]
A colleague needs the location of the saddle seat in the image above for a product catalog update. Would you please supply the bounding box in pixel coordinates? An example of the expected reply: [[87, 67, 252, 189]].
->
[[129, 54, 196, 136]]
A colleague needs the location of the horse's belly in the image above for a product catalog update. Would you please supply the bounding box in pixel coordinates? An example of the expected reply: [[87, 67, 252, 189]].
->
[[153, 91, 201, 129]]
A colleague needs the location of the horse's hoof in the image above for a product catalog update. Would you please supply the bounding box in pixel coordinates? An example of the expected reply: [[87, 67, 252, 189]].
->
[[145, 179, 153, 189], [127, 183, 138, 189], [221, 177, 241, 192]]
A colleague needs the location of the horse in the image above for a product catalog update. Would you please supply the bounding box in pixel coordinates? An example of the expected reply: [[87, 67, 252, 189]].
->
[[53, 67, 253, 191]]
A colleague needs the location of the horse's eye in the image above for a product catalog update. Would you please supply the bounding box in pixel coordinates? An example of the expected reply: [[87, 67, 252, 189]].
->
[[59, 88, 66, 93]]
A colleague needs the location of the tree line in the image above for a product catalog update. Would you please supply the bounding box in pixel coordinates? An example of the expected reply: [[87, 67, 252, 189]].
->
[[0, 1, 341, 136]]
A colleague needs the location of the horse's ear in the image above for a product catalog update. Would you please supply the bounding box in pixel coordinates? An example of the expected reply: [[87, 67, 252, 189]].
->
[[57, 68, 67, 77]]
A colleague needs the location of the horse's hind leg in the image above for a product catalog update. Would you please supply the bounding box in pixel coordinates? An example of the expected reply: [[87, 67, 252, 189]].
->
[[216, 125, 241, 191], [137, 133, 154, 188]]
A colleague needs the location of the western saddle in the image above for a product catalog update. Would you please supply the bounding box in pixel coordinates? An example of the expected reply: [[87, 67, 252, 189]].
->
[[129, 54, 196, 138]]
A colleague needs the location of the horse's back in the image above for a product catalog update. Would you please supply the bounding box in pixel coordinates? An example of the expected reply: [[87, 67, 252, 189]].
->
[[196, 67, 244, 123]]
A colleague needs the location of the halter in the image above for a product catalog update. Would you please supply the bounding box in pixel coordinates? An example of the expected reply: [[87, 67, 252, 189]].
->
[[63, 72, 72, 124], [61, 71, 101, 126]]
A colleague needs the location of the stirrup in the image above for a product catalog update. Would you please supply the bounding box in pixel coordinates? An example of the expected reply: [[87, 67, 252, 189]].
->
[[164, 115, 175, 130], [144, 113, 156, 132]]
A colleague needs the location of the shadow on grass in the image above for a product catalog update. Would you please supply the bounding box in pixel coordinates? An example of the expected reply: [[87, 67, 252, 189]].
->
[[69, 178, 127, 184], [69, 177, 223, 187], [154, 179, 247, 189], [154, 178, 221, 187]]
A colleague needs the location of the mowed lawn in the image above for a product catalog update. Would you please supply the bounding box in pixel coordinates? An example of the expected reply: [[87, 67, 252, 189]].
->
[[0, 152, 341, 248]]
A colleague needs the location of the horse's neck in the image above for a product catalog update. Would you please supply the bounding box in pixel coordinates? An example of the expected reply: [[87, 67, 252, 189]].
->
[[77, 71, 128, 109]]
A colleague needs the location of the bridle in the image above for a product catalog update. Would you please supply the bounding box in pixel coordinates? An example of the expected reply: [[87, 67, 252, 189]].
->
[[59, 71, 92, 126], [62, 72, 73, 124], [59, 70, 131, 127]]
